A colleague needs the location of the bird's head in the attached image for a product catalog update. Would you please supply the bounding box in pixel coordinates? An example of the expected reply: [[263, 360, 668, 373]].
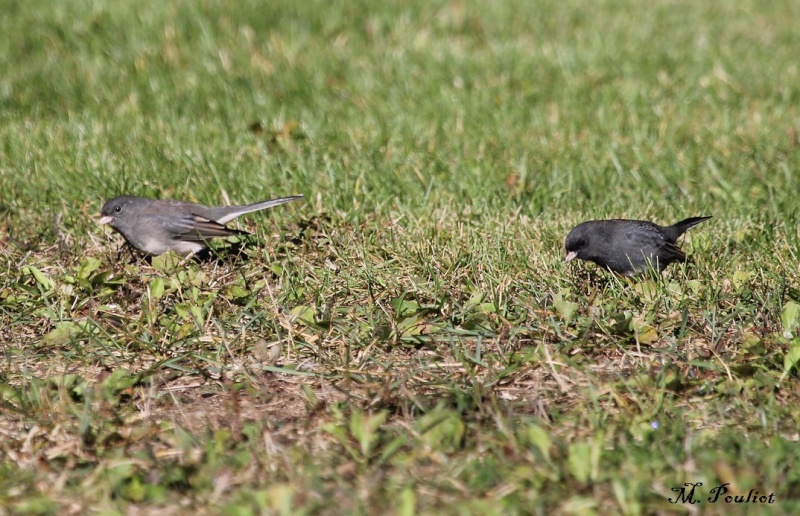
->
[[99, 196, 139, 228], [564, 223, 592, 263]]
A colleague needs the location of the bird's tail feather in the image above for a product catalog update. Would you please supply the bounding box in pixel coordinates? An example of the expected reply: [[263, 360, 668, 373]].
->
[[239, 195, 304, 213], [216, 195, 304, 224], [665, 215, 712, 241]]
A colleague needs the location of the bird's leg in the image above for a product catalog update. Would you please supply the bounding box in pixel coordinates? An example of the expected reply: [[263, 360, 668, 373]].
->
[[177, 251, 197, 267], [116, 243, 138, 265]]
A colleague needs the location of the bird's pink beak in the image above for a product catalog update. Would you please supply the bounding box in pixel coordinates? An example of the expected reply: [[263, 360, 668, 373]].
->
[[564, 251, 578, 263], [98, 216, 113, 225]]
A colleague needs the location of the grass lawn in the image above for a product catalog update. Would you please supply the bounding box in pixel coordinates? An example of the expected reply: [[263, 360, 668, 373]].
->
[[2, 0, 800, 513]]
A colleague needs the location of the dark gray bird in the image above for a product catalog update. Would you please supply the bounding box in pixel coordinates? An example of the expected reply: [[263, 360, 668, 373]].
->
[[99, 194, 303, 256], [564, 216, 712, 276]]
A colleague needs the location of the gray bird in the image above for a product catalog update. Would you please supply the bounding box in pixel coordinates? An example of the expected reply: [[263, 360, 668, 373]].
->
[[99, 194, 303, 256], [564, 216, 712, 276]]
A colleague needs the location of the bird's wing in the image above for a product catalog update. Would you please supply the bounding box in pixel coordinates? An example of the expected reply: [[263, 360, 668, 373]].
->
[[164, 214, 247, 242], [622, 225, 686, 263], [656, 240, 686, 262]]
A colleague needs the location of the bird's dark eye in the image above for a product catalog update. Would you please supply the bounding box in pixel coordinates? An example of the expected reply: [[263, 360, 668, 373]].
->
[[114, 206, 121, 213]]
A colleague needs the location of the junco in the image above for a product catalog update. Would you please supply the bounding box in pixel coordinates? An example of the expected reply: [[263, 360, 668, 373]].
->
[[99, 194, 303, 256], [564, 216, 711, 276]]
